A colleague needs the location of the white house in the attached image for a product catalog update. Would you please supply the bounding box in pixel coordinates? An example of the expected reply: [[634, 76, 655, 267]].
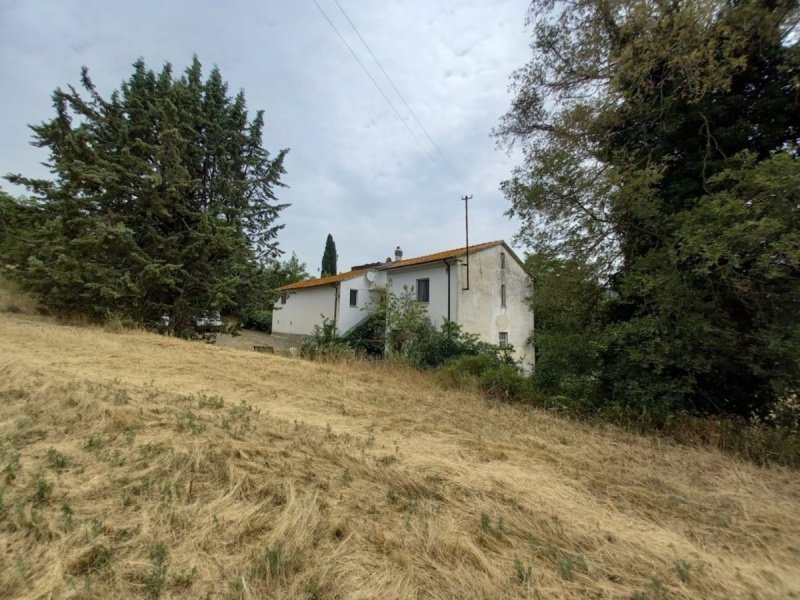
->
[[273, 240, 534, 367]]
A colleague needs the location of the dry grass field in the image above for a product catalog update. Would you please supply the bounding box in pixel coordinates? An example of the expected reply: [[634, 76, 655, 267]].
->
[[1, 309, 799, 599]]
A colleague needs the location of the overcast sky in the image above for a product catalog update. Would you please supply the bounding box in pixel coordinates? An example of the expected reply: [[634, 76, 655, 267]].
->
[[0, 0, 532, 275]]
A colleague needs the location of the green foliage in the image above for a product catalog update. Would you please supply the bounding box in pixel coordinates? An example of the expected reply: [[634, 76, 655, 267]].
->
[[499, 0, 800, 420], [145, 542, 169, 598], [340, 286, 515, 368], [240, 253, 308, 332], [321, 233, 338, 277], [526, 252, 607, 401], [0, 189, 41, 273], [5, 57, 289, 335], [300, 316, 354, 360], [441, 355, 533, 403]]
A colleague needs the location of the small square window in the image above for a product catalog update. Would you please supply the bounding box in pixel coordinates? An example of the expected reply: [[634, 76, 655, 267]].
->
[[499, 332, 509, 347], [500, 252, 506, 269], [349, 289, 358, 307], [501, 284, 506, 308], [416, 278, 430, 303]]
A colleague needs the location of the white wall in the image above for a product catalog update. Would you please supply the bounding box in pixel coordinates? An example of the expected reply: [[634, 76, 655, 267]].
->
[[385, 262, 454, 328], [272, 285, 336, 335], [337, 273, 380, 334], [271, 244, 534, 370], [456, 244, 534, 369]]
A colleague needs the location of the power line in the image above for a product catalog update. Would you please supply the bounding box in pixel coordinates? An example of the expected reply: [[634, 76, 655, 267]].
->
[[332, 0, 460, 180], [310, 0, 456, 184]]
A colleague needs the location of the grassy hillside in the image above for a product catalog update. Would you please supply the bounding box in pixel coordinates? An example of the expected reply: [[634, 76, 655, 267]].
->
[[1, 311, 798, 599]]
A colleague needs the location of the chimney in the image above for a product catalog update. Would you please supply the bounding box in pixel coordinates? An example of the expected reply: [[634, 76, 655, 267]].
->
[[395, 246, 403, 261]]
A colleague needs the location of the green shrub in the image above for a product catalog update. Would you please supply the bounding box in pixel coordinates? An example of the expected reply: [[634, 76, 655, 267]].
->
[[479, 364, 529, 402], [240, 308, 273, 332], [300, 316, 355, 361]]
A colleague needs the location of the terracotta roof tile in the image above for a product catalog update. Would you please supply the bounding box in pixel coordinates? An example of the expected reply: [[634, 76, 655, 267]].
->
[[278, 268, 371, 291], [277, 240, 520, 292], [378, 240, 502, 270]]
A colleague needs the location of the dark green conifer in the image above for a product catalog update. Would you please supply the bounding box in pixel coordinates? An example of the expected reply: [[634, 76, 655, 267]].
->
[[7, 57, 288, 334], [321, 234, 338, 277]]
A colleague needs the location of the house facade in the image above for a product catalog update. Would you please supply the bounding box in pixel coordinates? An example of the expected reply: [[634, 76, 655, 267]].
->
[[274, 241, 534, 367]]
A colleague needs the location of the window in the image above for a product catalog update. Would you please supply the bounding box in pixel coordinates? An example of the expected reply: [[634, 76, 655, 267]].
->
[[500, 252, 506, 269], [416, 278, 430, 303], [280, 293, 287, 305], [501, 284, 506, 308], [349, 289, 358, 307], [499, 332, 508, 347]]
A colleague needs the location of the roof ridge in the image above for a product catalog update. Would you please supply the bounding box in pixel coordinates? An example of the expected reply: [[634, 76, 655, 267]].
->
[[278, 240, 508, 291]]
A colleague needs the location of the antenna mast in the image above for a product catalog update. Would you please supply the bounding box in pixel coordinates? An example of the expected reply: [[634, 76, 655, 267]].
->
[[462, 194, 472, 290]]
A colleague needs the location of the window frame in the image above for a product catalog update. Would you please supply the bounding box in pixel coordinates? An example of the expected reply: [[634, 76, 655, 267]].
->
[[416, 278, 430, 303], [349, 289, 358, 307], [499, 332, 509, 347]]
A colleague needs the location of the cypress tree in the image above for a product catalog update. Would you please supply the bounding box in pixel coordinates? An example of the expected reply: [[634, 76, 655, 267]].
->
[[321, 234, 338, 277], [6, 57, 289, 334]]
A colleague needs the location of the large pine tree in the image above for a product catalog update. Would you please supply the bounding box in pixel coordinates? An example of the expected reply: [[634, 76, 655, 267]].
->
[[6, 57, 289, 334]]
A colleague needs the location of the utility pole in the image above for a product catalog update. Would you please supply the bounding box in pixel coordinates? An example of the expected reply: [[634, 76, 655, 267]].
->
[[462, 194, 472, 290]]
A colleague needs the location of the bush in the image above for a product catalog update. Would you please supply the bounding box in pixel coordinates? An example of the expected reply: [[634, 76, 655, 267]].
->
[[405, 320, 515, 370], [241, 308, 273, 332], [300, 316, 355, 361], [440, 354, 533, 403], [342, 312, 385, 357]]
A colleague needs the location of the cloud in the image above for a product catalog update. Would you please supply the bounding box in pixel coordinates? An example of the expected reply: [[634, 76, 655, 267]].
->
[[0, 0, 533, 272]]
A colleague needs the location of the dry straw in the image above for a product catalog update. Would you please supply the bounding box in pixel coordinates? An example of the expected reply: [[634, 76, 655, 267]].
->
[[1, 311, 799, 598]]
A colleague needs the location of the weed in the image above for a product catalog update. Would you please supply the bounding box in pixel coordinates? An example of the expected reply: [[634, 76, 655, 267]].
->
[[480, 512, 504, 536], [387, 489, 398, 504], [229, 575, 246, 598], [222, 400, 257, 438], [342, 469, 352, 485], [61, 502, 74, 530], [173, 566, 197, 588], [197, 393, 224, 409], [84, 436, 103, 452], [145, 542, 169, 598], [123, 427, 138, 445], [112, 388, 131, 405], [251, 545, 283, 580], [33, 473, 53, 502], [4, 450, 21, 482], [675, 559, 692, 582], [650, 578, 668, 599], [480, 512, 492, 533], [176, 407, 205, 435], [47, 448, 69, 470], [557, 553, 587, 581], [513, 557, 532, 584]]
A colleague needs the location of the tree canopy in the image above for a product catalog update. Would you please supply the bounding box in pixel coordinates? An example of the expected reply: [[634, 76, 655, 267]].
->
[[5, 57, 289, 334], [499, 0, 799, 419], [321, 233, 338, 277]]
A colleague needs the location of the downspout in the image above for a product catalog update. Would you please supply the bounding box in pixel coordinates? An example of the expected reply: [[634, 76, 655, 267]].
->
[[331, 282, 340, 335], [442, 259, 451, 321]]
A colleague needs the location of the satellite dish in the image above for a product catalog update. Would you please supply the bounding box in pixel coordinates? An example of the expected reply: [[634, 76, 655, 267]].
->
[[365, 270, 377, 283]]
